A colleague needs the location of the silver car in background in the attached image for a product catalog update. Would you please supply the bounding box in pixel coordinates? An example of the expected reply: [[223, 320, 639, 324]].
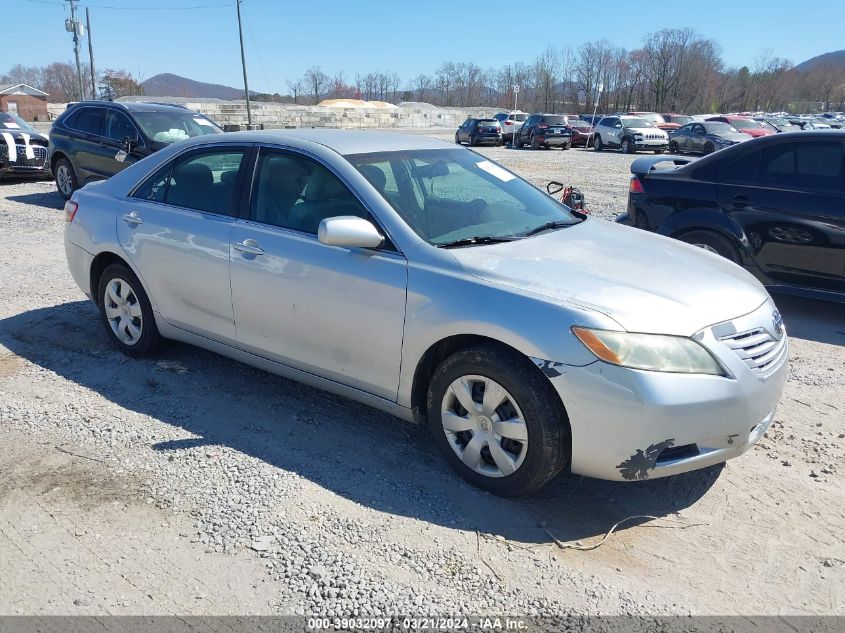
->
[[63, 130, 788, 496]]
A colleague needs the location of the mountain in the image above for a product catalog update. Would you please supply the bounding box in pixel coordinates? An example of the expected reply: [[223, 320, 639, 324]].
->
[[793, 50, 845, 73], [140, 73, 257, 100]]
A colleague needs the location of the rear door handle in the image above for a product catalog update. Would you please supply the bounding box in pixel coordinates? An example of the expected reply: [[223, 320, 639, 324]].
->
[[730, 195, 750, 208], [122, 211, 143, 225], [232, 239, 264, 256]]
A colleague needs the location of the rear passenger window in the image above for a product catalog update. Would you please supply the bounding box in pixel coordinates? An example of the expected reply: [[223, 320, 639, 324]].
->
[[69, 107, 103, 135], [724, 142, 844, 193], [165, 150, 245, 215], [132, 149, 245, 214]]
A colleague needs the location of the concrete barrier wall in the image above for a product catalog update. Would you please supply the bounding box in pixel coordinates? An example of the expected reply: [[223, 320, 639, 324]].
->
[[49, 100, 499, 129]]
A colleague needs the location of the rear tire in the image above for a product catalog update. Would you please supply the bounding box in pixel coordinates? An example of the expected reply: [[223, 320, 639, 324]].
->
[[96, 263, 162, 357], [54, 157, 78, 200], [677, 230, 741, 265], [531, 134, 540, 150], [469, 134, 477, 147], [427, 343, 569, 497]]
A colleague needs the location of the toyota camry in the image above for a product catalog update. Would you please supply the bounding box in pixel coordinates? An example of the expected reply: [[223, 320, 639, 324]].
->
[[63, 130, 788, 496]]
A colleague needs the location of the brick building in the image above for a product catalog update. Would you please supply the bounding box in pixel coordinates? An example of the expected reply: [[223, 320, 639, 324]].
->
[[0, 84, 50, 121]]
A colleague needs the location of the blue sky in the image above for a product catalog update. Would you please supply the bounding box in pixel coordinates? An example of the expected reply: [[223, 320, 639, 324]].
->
[[5, 0, 844, 93]]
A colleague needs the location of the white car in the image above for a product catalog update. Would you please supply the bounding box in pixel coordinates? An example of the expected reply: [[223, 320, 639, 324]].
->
[[593, 116, 669, 154], [492, 111, 528, 143]]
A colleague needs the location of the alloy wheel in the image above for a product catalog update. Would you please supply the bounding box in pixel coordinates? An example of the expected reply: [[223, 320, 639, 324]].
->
[[440, 375, 528, 478], [103, 278, 143, 345], [56, 164, 73, 196]]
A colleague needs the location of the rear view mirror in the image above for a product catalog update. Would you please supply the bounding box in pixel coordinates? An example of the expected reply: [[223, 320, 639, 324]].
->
[[546, 181, 564, 195], [411, 162, 449, 179], [318, 216, 384, 249]]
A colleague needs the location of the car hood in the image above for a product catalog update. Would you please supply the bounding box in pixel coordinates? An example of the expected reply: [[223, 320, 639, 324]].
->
[[627, 126, 668, 136], [738, 127, 772, 137], [0, 127, 48, 144], [449, 219, 769, 336], [714, 132, 750, 143]]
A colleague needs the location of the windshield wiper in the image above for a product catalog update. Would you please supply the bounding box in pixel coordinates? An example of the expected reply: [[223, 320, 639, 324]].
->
[[523, 220, 575, 237], [435, 235, 522, 249]]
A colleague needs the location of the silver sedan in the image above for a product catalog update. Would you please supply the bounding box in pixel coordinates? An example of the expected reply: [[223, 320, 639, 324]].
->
[[63, 130, 788, 496]]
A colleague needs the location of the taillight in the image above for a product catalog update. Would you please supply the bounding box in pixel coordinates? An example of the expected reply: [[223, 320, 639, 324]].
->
[[538, 124, 549, 129], [64, 199, 79, 222], [504, 121, 513, 125], [629, 177, 645, 194]]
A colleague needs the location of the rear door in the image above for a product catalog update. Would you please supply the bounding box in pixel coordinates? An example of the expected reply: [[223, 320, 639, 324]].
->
[[117, 144, 252, 344], [64, 106, 105, 183], [716, 139, 845, 292]]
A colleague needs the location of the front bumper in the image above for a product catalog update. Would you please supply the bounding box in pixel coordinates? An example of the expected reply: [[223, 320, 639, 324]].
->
[[544, 299, 788, 481], [633, 140, 668, 150]]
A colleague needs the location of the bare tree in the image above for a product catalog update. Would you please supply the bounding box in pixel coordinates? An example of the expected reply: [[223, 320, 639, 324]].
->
[[286, 77, 303, 104], [304, 66, 328, 104]]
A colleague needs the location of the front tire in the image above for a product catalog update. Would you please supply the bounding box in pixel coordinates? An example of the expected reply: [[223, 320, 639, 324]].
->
[[669, 140, 679, 153], [97, 263, 162, 357], [427, 343, 569, 496], [594, 136, 603, 151], [622, 137, 636, 154], [54, 157, 78, 200]]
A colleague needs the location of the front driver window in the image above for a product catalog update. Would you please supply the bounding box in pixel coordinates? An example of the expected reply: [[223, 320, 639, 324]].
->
[[250, 151, 370, 235], [105, 111, 137, 143]]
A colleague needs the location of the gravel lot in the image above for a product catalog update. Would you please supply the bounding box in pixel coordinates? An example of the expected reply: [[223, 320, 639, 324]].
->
[[0, 130, 843, 619]]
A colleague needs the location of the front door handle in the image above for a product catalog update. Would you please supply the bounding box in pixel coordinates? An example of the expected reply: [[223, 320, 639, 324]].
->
[[122, 211, 143, 225], [232, 239, 265, 256], [730, 195, 750, 208]]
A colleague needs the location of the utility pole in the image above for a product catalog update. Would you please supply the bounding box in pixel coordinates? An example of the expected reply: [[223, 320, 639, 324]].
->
[[86, 7, 96, 100], [235, 0, 253, 128], [65, 0, 85, 101]]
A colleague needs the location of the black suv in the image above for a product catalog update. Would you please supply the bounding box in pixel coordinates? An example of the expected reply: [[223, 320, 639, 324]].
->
[[455, 118, 503, 146], [513, 114, 573, 150], [618, 131, 845, 303], [49, 101, 222, 199]]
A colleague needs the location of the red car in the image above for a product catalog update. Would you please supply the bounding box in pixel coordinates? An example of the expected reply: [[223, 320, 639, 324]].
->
[[628, 111, 680, 131], [567, 117, 595, 147], [706, 115, 775, 138]]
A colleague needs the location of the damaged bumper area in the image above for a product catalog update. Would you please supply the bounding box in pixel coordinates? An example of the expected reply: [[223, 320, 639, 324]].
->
[[535, 301, 789, 482]]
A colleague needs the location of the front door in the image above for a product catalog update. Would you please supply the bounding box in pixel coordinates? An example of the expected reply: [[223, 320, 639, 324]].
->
[[116, 145, 251, 344], [229, 148, 407, 400], [717, 139, 845, 292]]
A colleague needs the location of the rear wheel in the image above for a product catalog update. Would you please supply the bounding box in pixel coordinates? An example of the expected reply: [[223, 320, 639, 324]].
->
[[96, 263, 162, 357], [531, 134, 541, 150], [677, 230, 741, 265], [469, 134, 477, 147], [427, 343, 569, 496], [54, 157, 78, 200]]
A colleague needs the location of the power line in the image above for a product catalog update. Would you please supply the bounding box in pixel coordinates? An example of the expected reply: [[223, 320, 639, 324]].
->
[[23, 0, 233, 8]]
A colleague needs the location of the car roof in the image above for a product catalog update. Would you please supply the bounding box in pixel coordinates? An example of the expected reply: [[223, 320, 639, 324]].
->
[[178, 129, 454, 156], [67, 100, 193, 113]]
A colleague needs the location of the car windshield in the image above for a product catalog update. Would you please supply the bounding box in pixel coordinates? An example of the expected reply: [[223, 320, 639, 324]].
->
[[703, 122, 737, 134], [622, 118, 653, 128], [634, 113, 664, 123], [0, 112, 37, 133], [670, 116, 693, 125], [478, 119, 499, 126], [132, 111, 222, 143], [513, 113, 528, 121], [728, 118, 761, 130], [347, 148, 582, 246]]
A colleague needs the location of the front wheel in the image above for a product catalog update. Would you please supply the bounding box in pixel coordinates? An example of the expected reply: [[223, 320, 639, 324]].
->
[[97, 263, 162, 357], [704, 142, 715, 154], [668, 141, 679, 153], [454, 134, 461, 145], [593, 136, 603, 151], [621, 138, 637, 154], [427, 343, 569, 496]]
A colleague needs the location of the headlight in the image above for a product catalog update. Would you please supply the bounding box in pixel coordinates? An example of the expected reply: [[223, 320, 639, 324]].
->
[[572, 327, 724, 375]]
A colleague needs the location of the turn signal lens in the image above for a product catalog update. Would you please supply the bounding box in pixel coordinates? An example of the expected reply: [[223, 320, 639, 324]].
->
[[64, 200, 79, 223], [571, 327, 724, 375]]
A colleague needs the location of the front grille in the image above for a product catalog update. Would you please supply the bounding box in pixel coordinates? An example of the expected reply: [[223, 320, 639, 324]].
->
[[636, 133, 664, 140], [719, 328, 787, 375], [9, 144, 48, 167]]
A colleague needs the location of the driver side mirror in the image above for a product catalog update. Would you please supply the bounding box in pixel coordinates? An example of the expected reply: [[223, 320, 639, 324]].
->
[[546, 181, 564, 196], [122, 136, 139, 153], [318, 216, 384, 249]]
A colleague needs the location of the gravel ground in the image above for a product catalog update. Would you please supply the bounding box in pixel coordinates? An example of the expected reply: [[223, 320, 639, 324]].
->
[[0, 132, 843, 619]]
